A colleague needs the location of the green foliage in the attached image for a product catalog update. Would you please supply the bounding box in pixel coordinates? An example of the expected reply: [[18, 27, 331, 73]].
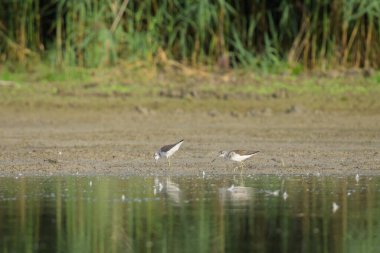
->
[[1, 0, 380, 69]]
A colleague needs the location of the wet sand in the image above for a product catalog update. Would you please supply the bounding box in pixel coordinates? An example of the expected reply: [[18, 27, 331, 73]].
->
[[0, 108, 379, 176]]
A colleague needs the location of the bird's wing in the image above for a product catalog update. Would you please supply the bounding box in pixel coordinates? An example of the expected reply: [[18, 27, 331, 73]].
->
[[160, 139, 184, 153], [233, 150, 260, 156]]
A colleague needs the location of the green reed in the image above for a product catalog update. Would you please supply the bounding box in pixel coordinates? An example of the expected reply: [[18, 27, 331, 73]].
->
[[1, 0, 380, 70]]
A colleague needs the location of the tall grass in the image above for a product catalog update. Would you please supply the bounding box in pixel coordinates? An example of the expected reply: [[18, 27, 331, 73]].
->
[[0, 0, 380, 70]]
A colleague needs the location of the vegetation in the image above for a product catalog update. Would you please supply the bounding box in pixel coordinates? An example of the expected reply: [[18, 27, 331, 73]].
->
[[1, 0, 380, 113], [1, 0, 380, 70], [1, 64, 380, 113]]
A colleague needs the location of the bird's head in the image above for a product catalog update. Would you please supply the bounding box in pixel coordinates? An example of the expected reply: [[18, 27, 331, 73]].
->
[[154, 152, 160, 162], [218, 150, 228, 157], [212, 150, 228, 162]]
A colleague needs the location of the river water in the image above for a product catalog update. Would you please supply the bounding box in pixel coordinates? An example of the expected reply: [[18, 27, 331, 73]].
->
[[0, 174, 379, 252]]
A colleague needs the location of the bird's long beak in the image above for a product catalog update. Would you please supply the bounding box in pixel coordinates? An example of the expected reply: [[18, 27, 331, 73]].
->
[[211, 153, 224, 163]]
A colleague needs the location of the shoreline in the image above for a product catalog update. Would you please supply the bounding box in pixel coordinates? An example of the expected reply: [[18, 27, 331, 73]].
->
[[1, 109, 379, 176]]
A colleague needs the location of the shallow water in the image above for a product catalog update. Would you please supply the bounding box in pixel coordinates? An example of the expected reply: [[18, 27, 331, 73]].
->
[[0, 174, 379, 253]]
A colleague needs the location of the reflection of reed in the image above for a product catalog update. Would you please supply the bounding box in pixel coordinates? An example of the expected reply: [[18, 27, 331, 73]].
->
[[1, 175, 379, 252]]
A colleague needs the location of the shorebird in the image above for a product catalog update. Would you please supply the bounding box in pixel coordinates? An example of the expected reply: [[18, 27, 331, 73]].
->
[[154, 139, 184, 166], [212, 150, 259, 174]]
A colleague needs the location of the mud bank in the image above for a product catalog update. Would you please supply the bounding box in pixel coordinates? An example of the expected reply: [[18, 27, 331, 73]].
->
[[0, 108, 379, 176]]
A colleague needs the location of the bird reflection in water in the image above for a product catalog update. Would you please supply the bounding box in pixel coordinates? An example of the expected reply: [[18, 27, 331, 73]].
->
[[154, 176, 182, 205], [219, 175, 253, 208]]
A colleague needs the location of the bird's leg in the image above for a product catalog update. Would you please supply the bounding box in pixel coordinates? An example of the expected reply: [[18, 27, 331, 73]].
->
[[240, 162, 246, 176]]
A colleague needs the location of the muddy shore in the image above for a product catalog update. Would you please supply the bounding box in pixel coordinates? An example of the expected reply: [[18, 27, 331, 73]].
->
[[0, 107, 379, 177]]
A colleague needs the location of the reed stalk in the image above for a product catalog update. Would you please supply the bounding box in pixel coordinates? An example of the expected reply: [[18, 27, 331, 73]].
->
[[0, 0, 379, 70]]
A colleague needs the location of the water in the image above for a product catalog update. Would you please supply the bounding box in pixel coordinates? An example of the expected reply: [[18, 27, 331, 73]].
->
[[0, 174, 379, 253]]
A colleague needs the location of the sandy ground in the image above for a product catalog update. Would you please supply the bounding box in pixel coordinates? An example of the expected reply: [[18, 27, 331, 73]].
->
[[0, 108, 379, 176]]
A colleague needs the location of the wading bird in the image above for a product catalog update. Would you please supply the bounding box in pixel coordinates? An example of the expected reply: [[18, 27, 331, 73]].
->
[[154, 139, 184, 166], [212, 150, 259, 174]]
